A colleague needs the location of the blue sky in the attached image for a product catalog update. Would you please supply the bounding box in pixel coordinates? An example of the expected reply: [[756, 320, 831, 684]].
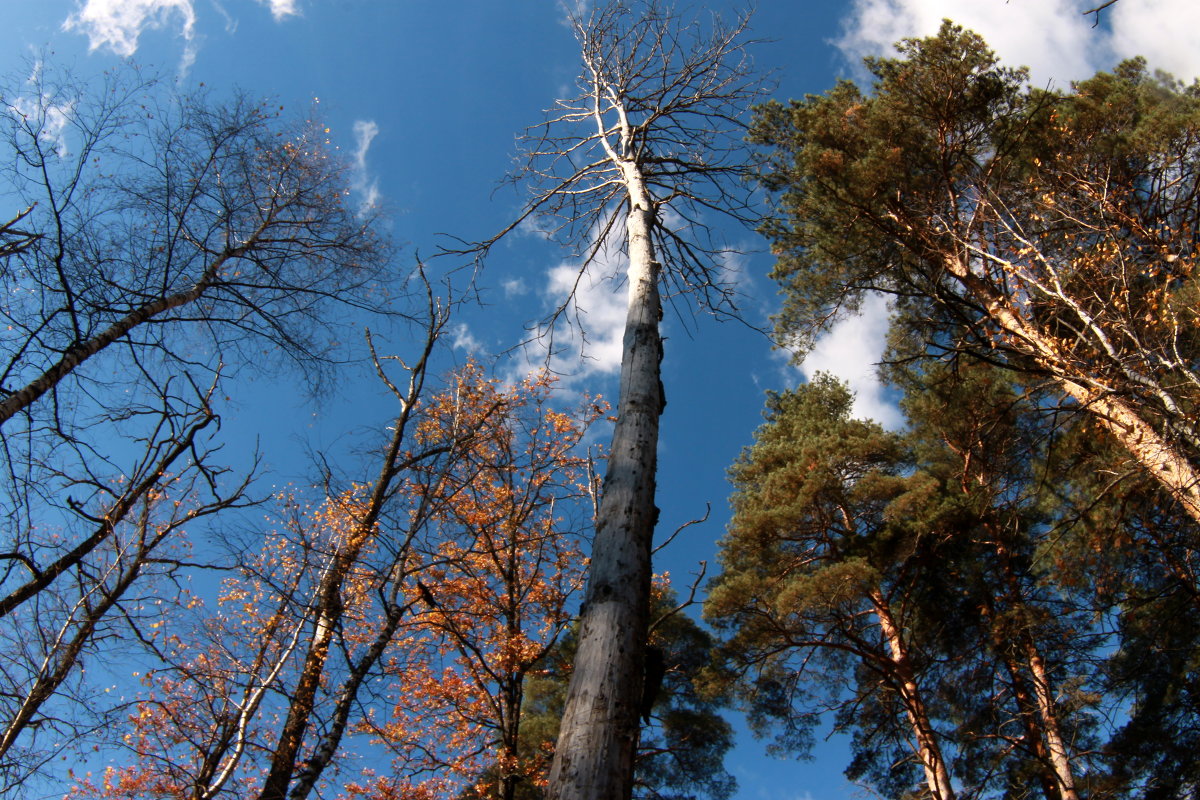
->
[[4, 1, 1200, 798]]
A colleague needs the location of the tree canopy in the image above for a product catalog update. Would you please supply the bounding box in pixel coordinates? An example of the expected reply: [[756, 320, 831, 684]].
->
[[752, 21, 1200, 523]]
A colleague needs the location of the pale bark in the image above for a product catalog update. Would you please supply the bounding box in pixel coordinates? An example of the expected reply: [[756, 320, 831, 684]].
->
[[504, 5, 758, 797], [869, 588, 956, 800], [285, 599, 403, 800], [257, 573, 340, 800], [945, 255, 1200, 524], [547, 200, 663, 800], [982, 540, 1081, 800], [257, 307, 446, 800], [1026, 646, 1080, 800]]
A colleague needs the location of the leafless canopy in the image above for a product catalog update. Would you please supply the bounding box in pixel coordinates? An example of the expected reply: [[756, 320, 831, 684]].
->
[[492, 1, 764, 317], [0, 60, 395, 788]]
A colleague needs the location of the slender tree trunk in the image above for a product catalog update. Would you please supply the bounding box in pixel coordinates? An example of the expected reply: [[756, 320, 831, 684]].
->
[[945, 255, 1200, 524], [285, 599, 402, 800], [0, 558, 139, 760], [256, 566, 341, 800], [870, 588, 956, 800], [1026, 643, 1080, 800], [0, 244, 248, 427], [996, 650, 1063, 800], [990, 540, 1081, 800], [545, 198, 663, 800], [0, 413, 214, 618]]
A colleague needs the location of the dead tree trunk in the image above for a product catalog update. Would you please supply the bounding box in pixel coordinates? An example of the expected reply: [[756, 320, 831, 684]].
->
[[476, 5, 761, 797], [547, 199, 663, 800]]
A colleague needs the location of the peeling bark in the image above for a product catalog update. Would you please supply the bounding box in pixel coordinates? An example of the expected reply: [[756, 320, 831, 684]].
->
[[946, 255, 1200, 524]]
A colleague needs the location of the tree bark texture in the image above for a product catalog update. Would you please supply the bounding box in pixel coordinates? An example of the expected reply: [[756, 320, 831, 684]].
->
[[546, 201, 663, 800]]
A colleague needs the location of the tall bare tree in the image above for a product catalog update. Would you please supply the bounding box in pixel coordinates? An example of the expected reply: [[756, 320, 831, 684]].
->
[[484, 3, 762, 798]]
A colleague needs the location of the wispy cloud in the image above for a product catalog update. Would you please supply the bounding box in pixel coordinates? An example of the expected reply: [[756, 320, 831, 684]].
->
[[515, 213, 557, 241], [64, 0, 198, 70], [540, 259, 627, 378], [450, 323, 482, 354], [7, 63, 77, 158], [8, 95, 75, 158], [507, 227, 629, 389], [556, 0, 591, 28], [835, 0, 1200, 86], [502, 277, 529, 298], [789, 293, 902, 429], [351, 119, 381, 214], [211, 0, 238, 34], [63, 0, 304, 70]]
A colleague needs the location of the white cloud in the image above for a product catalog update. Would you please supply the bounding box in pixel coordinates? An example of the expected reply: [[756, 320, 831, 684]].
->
[[834, 0, 1200, 88], [351, 119, 381, 214], [557, 0, 591, 28], [7, 63, 77, 158], [502, 277, 529, 298], [506, 223, 630, 389], [8, 95, 75, 159], [516, 214, 557, 240], [257, 0, 300, 21], [1109, 0, 1200, 82], [63, 0, 303, 70], [450, 323, 482, 353], [539, 258, 627, 378], [64, 0, 197, 58], [792, 293, 902, 430], [212, 1, 238, 34]]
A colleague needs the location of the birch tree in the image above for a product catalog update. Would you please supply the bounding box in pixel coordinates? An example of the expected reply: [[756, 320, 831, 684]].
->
[[486, 4, 762, 797]]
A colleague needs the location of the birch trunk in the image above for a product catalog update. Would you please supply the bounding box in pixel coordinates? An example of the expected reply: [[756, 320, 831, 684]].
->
[[869, 588, 956, 800], [545, 197, 663, 800]]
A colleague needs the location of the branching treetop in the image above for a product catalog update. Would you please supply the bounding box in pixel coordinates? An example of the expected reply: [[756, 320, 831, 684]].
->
[[496, 1, 764, 315]]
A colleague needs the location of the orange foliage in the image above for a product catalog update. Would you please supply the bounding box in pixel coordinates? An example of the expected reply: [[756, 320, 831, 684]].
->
[[365, 361, 603, 797], [73, 362, 603, 800]]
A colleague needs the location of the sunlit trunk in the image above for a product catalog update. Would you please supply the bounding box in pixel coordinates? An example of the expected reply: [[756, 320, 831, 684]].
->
[[546, 193, 663, 800], [870, 588, 956, 800], [256, 587, 338, 800], [1026, 645, 1080, 800], [947, 255, 1200, 524]]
